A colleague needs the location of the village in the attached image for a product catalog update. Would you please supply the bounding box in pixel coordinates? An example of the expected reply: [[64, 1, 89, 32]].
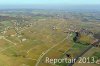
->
[[0, 10, 100, 66]]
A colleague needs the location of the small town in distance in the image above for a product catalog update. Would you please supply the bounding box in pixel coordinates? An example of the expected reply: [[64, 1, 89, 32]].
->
[[0, 0, 100, 66]]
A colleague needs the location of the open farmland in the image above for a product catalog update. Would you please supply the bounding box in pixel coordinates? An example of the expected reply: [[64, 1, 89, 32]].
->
[[0, 10, 100, 66]]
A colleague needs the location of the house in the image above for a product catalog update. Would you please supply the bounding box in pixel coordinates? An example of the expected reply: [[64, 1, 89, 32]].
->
[[21, 38, 27, 42]]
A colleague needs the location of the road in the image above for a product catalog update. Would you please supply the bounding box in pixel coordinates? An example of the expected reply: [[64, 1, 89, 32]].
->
[[3, 37, 17, 45], [68, 40, 100, 66], [35, 37, 67, 66]]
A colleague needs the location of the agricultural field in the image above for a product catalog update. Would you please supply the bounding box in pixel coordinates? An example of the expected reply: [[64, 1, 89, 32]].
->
[[0, 10, 100, 66]]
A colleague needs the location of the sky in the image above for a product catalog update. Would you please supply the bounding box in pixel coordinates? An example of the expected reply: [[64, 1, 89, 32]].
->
[[0, 0, 100, 9], [0, 0, 100, 5]]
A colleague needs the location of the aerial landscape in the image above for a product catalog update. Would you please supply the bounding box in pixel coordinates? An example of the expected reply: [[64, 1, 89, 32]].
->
[[0, 0, 100, 66]]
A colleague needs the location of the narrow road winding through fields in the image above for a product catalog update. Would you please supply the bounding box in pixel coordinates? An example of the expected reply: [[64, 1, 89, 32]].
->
[[35, 37, 67, 66]]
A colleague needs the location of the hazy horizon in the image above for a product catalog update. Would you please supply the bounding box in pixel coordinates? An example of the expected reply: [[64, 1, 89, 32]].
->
[[0, 5, 100, 11], [0, 0, 100, 10]]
